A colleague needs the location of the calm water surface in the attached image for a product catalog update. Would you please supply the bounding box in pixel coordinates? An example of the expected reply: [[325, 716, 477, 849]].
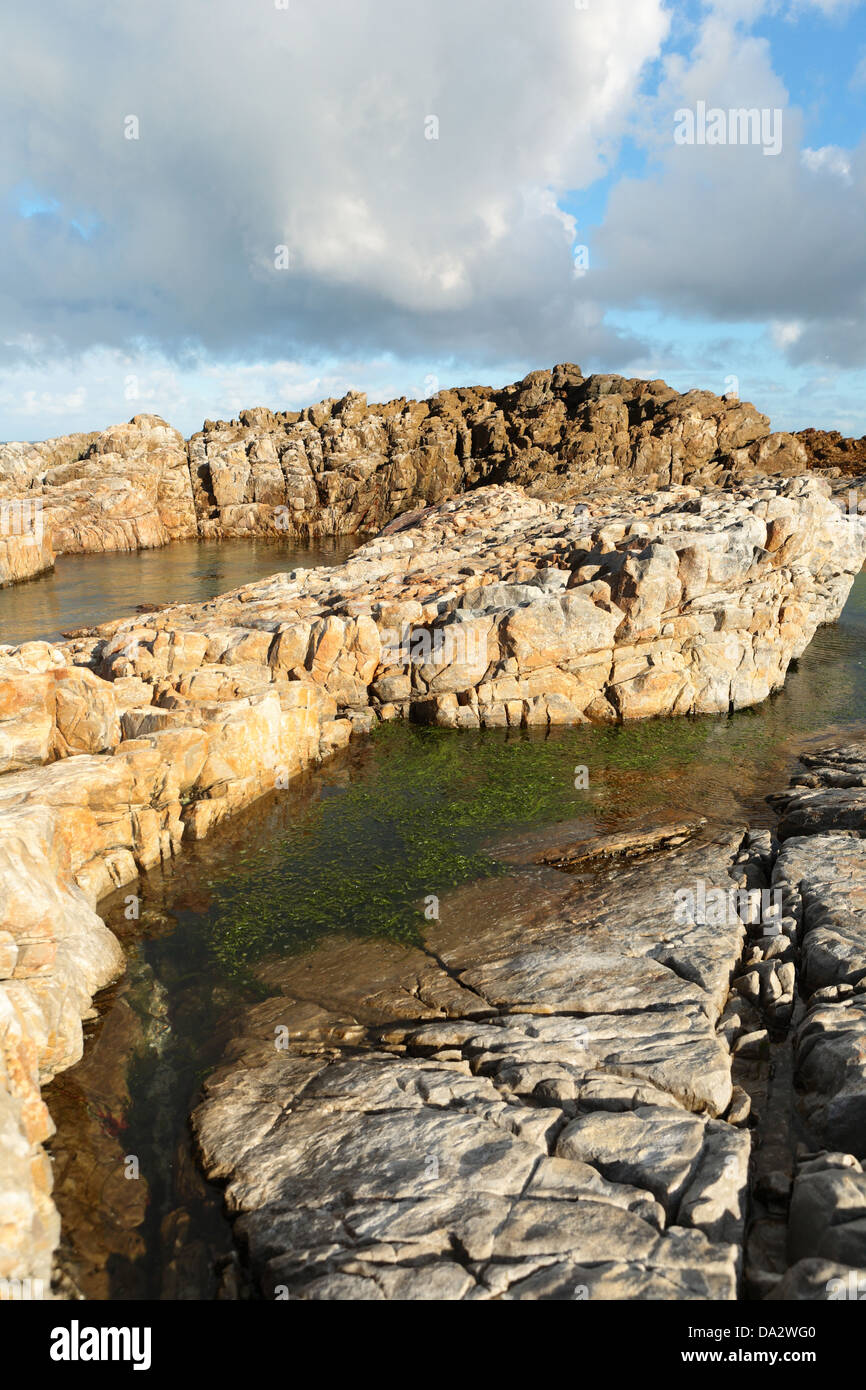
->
[[0, 536, 358, 645]]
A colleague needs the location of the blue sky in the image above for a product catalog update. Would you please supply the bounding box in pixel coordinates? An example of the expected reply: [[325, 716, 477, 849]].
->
[[2, 0, 865, 440]]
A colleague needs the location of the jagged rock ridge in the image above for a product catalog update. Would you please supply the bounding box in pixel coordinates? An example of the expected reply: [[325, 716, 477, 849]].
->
[[0, 365, 847, 588]]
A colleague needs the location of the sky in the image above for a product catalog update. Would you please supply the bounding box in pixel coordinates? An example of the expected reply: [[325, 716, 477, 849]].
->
[[2, 0, 865, 441]]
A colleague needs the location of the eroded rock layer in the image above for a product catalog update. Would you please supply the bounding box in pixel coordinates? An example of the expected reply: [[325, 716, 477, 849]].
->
[[762, 747, 866, 1298], [0, 646, 342, 1286], [189, 739, 866, 1301], [191, 821, 766, 1300], [0, 417, 194, 586]]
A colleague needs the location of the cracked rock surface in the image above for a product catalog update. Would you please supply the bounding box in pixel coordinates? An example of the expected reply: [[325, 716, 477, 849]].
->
[[192, 825, 756, 1300], [74, 474, 866, 738], [745, 744, 866, 1298]]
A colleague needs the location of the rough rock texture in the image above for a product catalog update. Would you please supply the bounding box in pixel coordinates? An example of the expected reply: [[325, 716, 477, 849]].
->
[[0, 432, 99, 493], [81, 475, 866, 732], [796, 429, 866, 479], [0, 462, 863, 1294], [0, 642, 121, 775], [0, 367, 848, 575], [187, 368, 810, 540], [192, 824, 758, 1300], [0, 415, 195, 567], [183, 739, 866, 1302], [0, 638, 345, 1287], [0, 528, 55, 589], [746, 745, 866, 1299]]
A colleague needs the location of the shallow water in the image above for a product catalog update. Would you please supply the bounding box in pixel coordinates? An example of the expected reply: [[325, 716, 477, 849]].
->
[[43, 569, 866, 1299], [0, 535, 358, 646]]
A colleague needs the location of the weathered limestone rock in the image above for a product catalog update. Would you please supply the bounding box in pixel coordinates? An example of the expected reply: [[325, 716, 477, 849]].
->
[[0, 801, 125, 1285], [187, 369, 812, 541], [0, 643, 121, 774], [0, 528, 55, 588], [735, 743, 866, 1299], [0, 429, 863, 1293], [0, 415, 195, 564], [0, 661, 343, 1284], [795, 428, 866, 478], [769, 748, 866, 1164]]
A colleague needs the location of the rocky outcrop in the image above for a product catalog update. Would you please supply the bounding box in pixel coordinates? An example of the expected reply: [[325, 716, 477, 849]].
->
[[0, 368, 840, 581], [84, 475, 866, 733], [188, 369, 809, 540], [0, 639, 347, 1288], [0, 469, 864, 1295], [728, 744, 866, 1301], [0, 642, 121, 775], [0, 432, 99, 493], [0, 416, 195, 583], [0, 527, 55, 589], [181, 739, 866, 1302], [774, 744, 866, 1166], [796, 429, 866, 479]]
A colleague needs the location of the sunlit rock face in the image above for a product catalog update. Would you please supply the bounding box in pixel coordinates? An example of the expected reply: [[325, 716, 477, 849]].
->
[[0, 416, 195, 564], [185, 367, 811, 539], [91, 474, 866, 730], [0, 367, 839, 566], [189, 821, 755, 1301]]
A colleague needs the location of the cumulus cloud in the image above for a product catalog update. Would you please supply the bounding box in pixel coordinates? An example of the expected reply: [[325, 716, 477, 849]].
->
[[1, 0, 669, 374], [594, 6, 866, 366], [4, 0, 866, 438]]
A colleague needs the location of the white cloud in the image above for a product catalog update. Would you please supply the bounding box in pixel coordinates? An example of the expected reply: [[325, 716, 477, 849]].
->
[[595, 4, 866, 366], [790, 0, 864, 13], [4, 0, 866, 439], [801, 145, 853, 181], [0, 346, 542, 440], [0, 0, 669, 373], [771, 320, 804, 347]]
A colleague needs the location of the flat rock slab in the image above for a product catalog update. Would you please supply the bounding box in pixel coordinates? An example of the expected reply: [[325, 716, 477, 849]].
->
[[776, 823, 866, 1157], [193, 823, 753, 1299]]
